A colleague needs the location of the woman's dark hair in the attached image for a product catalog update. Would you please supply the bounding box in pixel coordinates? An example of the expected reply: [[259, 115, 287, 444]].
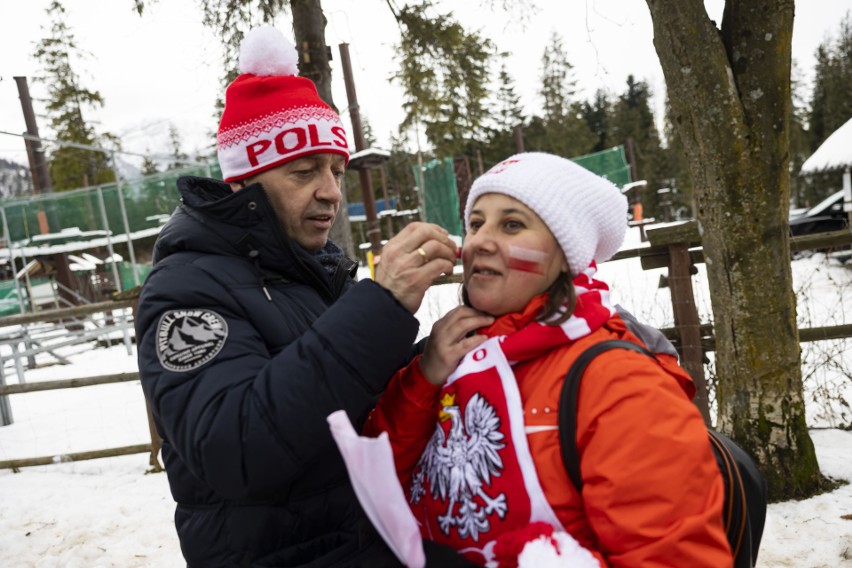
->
[[460, 271, 576, 325], [538, 272, 576, 325]]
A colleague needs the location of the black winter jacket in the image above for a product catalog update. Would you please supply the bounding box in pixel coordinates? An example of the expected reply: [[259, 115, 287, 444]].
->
[[135, 176, 420, 567]]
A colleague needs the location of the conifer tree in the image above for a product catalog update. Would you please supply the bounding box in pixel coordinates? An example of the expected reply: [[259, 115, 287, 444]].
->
[[610, 75, 666, 217], [581, 89, 612, 153], [805, 12, 852, 203], [391, 1, 495, 158], [493, 61, 525, 133], [33, 0, 115, 191], [481, 60, 526, 167], [789, 60, 813, 207], [528, 32, 595, 158], [141, 153, 159, 176], [166, 124, 190, 171], [808, 13, 852, 153]]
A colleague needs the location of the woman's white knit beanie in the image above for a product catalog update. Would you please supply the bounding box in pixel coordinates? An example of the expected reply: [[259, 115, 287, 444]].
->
[[464, 152, 628, 276]]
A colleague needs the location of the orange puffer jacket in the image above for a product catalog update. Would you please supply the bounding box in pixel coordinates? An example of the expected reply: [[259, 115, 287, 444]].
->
[[364, 309, 732, 567]]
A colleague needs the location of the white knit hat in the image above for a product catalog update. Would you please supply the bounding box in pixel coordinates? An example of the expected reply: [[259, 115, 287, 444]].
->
[[464, 152, 628, 275]]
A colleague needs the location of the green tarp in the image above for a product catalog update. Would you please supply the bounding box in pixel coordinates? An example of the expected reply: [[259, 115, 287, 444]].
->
[[571, 145, 632, 187], [412, 158, 464, 237]]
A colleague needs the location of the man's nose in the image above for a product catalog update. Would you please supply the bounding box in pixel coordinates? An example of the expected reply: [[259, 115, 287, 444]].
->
[[315, 168, 342, 204]]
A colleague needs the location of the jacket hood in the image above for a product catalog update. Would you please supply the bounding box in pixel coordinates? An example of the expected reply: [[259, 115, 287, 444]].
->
[[154, 176, 342, 292]]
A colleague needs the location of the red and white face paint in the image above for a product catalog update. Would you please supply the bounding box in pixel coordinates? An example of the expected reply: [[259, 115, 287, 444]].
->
[[507, 245, 549, 275]]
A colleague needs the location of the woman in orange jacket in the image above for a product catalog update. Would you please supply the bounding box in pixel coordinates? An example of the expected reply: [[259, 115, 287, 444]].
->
[[364, 152, 732, 567]]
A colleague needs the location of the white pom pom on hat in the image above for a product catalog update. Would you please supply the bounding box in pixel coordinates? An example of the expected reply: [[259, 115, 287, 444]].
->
[[464, 152, 628, 276], [238, 25, 299, 77], [217, 25, 349, 183]]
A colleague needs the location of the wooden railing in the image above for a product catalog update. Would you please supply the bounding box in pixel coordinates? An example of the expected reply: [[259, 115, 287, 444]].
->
[[0, 289, 162, 472]]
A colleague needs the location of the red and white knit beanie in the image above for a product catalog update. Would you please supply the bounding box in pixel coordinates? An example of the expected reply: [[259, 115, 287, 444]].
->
[[464, 152, 628, 276], [217, 26, 350, 183]]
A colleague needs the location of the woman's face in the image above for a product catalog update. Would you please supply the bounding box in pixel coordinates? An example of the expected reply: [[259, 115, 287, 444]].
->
[[462, 193, 568, 317]]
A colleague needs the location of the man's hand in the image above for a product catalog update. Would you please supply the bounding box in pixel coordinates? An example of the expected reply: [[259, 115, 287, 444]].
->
[[420, 306, 494, 386], [375, 222, 458, 313]]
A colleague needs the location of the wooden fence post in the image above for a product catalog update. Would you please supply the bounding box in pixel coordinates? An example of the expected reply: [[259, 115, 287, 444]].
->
[[130, 293, 163, 472], [646, 222, 712, 426], [145, 399, 163, 472]]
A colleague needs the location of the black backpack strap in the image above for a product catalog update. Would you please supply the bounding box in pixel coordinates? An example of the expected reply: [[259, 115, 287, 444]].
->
[[557, 339, 656, 493]]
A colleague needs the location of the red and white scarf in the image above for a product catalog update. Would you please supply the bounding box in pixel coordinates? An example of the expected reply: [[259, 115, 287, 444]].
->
[[408, 263, 612, 566], [499, 261, 616, 362]]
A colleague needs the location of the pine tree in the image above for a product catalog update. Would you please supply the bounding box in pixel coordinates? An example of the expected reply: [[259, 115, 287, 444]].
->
[[805, 12, 852, 203], [33, 0, 115, 191], [391, 1, 495, 158], [610, 76, 667, 217], [480, 60, 525, 167], [493, 61, 525, 133], [661, 97, 695, 219], [581, 89, 612, 153], [167, 124, 189, 171], [808, 12, 852, 153], [529, 32, 595, 158], [789, 59, 813, 207], [141, 152, 159, 176]]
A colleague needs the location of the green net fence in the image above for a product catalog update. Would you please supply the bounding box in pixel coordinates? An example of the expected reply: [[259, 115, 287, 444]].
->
[[0, 162, 221, 245], [571, 145, 632, 187], [0, 277, 48, 317], [0, 162, 221, 314], [412, 157, 464, 237]]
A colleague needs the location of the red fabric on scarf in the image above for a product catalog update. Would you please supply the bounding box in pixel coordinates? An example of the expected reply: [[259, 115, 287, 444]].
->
[[498, 262, 615, 363]]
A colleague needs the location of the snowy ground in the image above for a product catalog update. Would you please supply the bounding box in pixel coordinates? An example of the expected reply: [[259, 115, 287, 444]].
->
[[0, 225, 851, 567]]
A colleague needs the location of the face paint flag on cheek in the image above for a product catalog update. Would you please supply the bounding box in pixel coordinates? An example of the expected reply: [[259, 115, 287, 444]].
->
[[507, 245, 548, 275]]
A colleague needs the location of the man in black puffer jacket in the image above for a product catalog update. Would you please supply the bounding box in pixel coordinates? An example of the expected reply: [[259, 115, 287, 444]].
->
[[136, 26, 469, 567]]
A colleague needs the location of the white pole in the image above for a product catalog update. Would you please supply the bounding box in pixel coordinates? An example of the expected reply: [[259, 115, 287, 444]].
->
[[414, 118, 426, 222], [111, 152, 140, 286], [96, 187, 123, 293], [0, 207, 26, 315]]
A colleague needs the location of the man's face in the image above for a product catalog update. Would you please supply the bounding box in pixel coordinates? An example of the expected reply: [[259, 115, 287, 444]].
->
[[237, 154, 346, 252]]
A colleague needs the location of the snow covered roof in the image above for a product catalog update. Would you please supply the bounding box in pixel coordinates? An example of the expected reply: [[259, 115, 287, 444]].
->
[[0, 226, 163, 262], [801, 117, 852, 172]]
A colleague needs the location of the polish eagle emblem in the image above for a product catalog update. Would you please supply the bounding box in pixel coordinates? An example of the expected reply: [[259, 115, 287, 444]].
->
[[410, 392, 507, 541]]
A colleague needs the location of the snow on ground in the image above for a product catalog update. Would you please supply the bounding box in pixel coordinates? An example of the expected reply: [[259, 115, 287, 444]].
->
[[0, 225, 851, 567]]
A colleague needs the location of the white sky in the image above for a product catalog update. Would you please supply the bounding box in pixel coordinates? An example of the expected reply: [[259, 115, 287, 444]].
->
[[0, 0, 848, 169], [0, 233, 851, 565]]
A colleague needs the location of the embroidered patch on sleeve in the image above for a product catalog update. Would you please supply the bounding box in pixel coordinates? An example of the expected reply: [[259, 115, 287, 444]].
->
[[156, 309, 228, 372]]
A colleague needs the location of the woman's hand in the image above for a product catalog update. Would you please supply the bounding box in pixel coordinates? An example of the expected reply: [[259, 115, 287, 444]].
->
[[421, 306, 494, 386]]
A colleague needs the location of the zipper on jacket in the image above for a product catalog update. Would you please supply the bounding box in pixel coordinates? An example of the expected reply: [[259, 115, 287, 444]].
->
[[236, 233, 279, 302], [331, 257, 358, 298]]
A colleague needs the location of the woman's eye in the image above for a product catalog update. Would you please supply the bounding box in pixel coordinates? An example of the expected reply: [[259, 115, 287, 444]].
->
[[468, 220, 483, 231], [504, 220, 524, 231]]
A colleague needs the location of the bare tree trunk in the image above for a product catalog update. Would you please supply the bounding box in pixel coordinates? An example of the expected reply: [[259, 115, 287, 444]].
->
[[644, 0, 825, 499], [290, 0, 355, 260]]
